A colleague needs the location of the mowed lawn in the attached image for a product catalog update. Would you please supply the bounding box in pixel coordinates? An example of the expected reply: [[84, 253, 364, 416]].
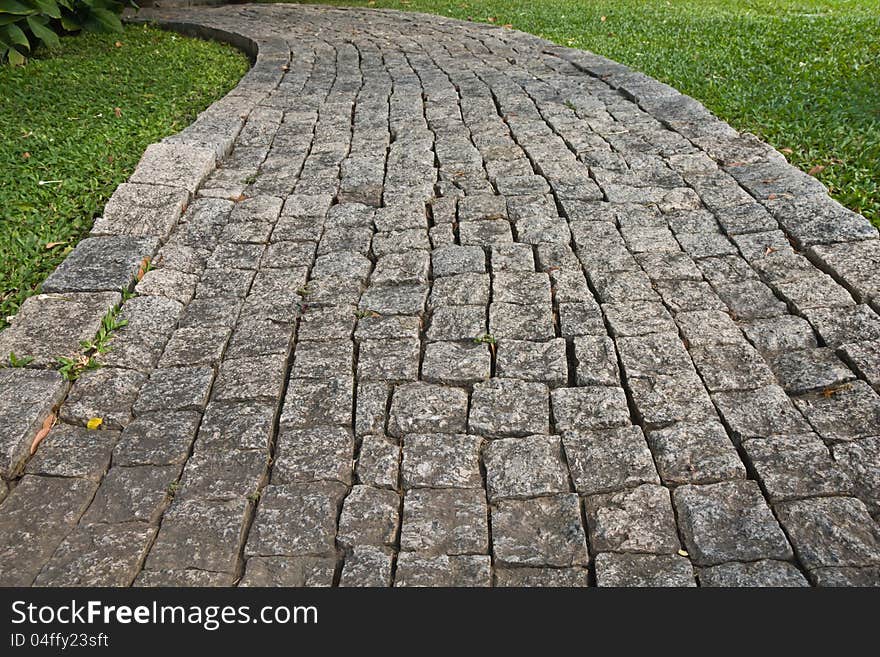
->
[[0, 24, 249, 329], [290, 0, 880, 225]]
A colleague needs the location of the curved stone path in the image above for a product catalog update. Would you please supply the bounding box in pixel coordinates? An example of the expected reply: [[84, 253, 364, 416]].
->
[[1, 4, 879, 587]]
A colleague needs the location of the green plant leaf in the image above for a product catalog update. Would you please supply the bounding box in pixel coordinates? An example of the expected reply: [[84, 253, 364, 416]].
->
[[6, 45, 25, 65], [30, 0, 61, 19], [0, 0, 33, 15], [26, 14, 60, 49], [1, 22, 30, 49], [86, 7, 122, 33]]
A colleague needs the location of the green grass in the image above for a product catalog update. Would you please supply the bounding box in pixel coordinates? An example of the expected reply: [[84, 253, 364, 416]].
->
[[287, 0, 880, 226], [0, 24, 249, 329]]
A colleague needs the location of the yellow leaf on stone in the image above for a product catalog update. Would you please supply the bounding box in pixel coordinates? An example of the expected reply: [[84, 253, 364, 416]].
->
[[677, 549, 689, 557], [87, 417, 103, 430]]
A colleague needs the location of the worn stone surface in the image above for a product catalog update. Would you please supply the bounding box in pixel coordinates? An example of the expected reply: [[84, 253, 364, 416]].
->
[[2, 2, 877, 586], [563, 427, 659, 495], [483, 435, 569, 500], [674, 481, 794, 566], [594, 553, 696, 587], [41, 237, 158, 293], [585, 484, 681, 554], [402, 433, 483, 490], [775, 497, 880, 571], [0, 292, 122, 367], [0, 369, 67, 480], [646, 421, 745, 485], [470, 378, 550, 438], [400, 488, 488, 555], [0, 476, 98, 586], [698, 560, 809, 587], [492, 494, 589, 567]]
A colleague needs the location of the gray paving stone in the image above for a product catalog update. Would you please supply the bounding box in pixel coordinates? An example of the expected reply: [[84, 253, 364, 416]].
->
[[689, 341, 775, 392], [470, 378, 550, 438], [35, 522, 157, 587], [246, 482, 347, 558], [551, 386, 631, 432], [646, 421, 745, 485], [339, 546, 393, 587], [136, 268, 200, 305], [714, 279, 787, 320], [272, 426, 354, 485], [794, 381, 880, 443], [133, 366, 213, 415], [428, 273, 490, 308], [810, 566, 880, 587], [810, 239, 880, 307], [769, 347, 855, 394], [740, 315, 818, 354], [743, 435, 854, 502], [401, 433, 483, 490], [698, 560, 809, 587], [0, 291, 122, 367], [337, 485, 400, 548], [0, 368, 67, 480], [400, 488, 488, 555], [594, 553, 696, 587], [839, 340, 880, 392], [359, 283, 428, 316], [358, 338, 421, 382], [803, 304, 880, 348], [292, 339, 353, 379], [431, 245, 486, 277], [558, 301, 607, 337], [0, 476, 98, 586], [572, 335, 620, 387], [494, 566, 589, 587], [355, 314, 421, 342], [493, 272, 552, 306], [489, 302, 555, 340], [176, 448, 266, 501], [62, 367, 146, 429], [129, 142, 215, 193], [394, 553, 491, 587], [673, 480, 793, 566], [775, 497, 880, 571], [25, 423, 116, 481], [388, 382, 469, 438], [483, 435, 569, 501], [356, 434, 400, 490], [135, 568, 233, 587], [92, 183, 188, 238], [563, 426, 659, 495], [84, 464, 179, 523], [491, 494, 589, 567], [585, 484, 681, 554], [42, 236, 159, 295], [212, 355, 285, 402], [113, 410, 201, 466], [491, 243, 535, 271], [421, 341, 491, 386], [713, 384, 812, 441], [240, 556, 336, 587], [833, 437, 880, 518], [604, 301, 677, 337], [160, 325, 231, 367], [281, 377, 354, 429], [495, 339, 568, 386]]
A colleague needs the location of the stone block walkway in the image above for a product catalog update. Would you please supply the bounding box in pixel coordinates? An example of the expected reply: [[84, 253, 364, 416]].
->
[[1, 4, 879, 587]]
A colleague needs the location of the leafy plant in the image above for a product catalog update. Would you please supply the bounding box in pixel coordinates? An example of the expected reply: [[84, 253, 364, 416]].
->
[[1, 0, 136, 65], [7, 350, 34, 367], [55, 303, 126, 379]]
